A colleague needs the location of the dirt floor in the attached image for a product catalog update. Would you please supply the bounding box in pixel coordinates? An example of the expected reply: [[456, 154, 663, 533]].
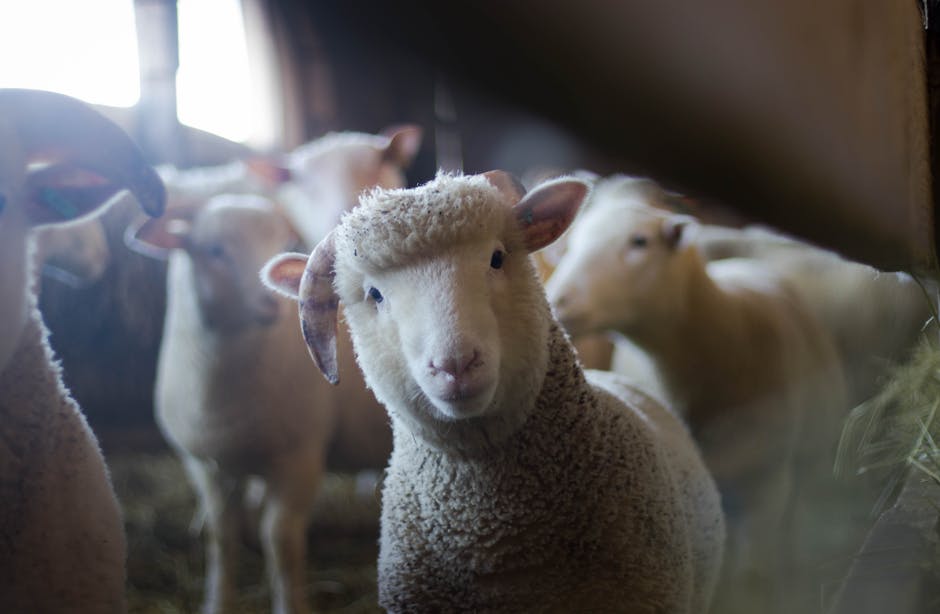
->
[[109, 451, 384, 614]]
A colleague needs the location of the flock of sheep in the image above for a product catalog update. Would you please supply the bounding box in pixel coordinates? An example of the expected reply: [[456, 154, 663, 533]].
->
[[1, 89, 931, 613]]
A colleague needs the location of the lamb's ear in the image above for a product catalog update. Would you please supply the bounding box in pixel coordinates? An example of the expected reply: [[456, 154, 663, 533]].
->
[[244, 157, 292, 187], [484, 170, 527, 205], [298, 230, 340, 384], [381, 124, 423, 167], [124, 210, 194, 260], [511, 177, 590, 252], [662, 215, 694, 250], [261, 252, 308, 300], [0, 89, 165, 225]]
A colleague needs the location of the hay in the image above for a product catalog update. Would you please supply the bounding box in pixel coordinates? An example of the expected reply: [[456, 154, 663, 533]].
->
[[108, 451, 383, 614], [835, 331, 940, 515]]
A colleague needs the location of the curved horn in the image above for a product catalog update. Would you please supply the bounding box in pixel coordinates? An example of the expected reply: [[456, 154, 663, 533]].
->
[[0, 88, 165, 218], [299, 229, 340, 384]]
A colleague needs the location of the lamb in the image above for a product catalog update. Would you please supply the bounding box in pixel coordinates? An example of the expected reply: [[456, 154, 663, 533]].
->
[[263, 171, 725, 613], [0, 88, 165, 612], [690, 223, 932, 407], [128, 193, 391, 614], [157, 124, 422, 248], [544, 193, 848, 613]]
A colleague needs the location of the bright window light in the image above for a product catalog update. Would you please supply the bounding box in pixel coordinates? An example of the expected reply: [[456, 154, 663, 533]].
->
[[0, 0, 140, 107], [177, 0, 253, 143]]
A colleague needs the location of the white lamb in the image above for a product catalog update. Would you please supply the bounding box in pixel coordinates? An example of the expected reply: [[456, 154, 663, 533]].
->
[[263, 171, 724, 613], [691, 223, 931, 407], [129, 193, 391, 614], [157, 125, 422, 248], [544, 195, 848, 613], [0, 88, 165, 612]]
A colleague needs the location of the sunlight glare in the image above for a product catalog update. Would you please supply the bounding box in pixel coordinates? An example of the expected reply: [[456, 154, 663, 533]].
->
[[0, 0, 140, 107]]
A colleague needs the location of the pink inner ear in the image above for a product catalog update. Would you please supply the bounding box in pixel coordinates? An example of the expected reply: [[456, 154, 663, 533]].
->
[[264, 254, 306, 298], [382, 125, 423, 166], [25, 164, 120, 225], [514, 180, 588, 252], [245, 157, 292, 187]]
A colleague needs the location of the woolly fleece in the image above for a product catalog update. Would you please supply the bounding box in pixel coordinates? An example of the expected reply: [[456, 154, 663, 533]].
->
[[328, 173, 724, 612]]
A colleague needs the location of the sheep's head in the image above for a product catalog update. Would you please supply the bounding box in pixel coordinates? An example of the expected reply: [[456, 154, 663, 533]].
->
[[545, 197, 696, 340], [129, 194, 298, 332], [263, 171, 588, 445], [288, 125, 422, 203], [0, 88, 165, 370]]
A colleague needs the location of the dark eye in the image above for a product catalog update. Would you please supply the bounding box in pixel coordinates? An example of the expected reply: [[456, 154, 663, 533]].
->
[[368, 286, 384, 303], [0, 193, 6, 215], [207, 244, 226, 259], [490, 250, 504, 269], [629, 235, 649, 248]]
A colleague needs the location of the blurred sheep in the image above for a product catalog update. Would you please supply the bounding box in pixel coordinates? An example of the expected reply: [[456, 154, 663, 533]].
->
[[0, 88, 164, 612], [545, 184, 847, 613]]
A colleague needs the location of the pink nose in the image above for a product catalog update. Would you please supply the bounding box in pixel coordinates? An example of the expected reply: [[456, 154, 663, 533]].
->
[[431, 350, 481, 380]]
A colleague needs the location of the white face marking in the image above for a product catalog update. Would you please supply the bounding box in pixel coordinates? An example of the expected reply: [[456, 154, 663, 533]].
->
[[357, 241, 506, 420], [546, 204, 675, 337]]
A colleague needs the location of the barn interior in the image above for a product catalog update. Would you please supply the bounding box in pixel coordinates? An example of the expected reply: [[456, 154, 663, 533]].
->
[[3, 1, 940, 613]]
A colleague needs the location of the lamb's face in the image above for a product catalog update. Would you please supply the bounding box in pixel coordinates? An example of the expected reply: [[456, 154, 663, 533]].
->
[[341, 234, 549, 425], [0, 119, 30, 370], [547, 204, 690, 338], [189, 198, 297, 331]]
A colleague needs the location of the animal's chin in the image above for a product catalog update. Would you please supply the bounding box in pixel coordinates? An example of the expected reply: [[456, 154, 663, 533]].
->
[[426, 381, 497, 420]]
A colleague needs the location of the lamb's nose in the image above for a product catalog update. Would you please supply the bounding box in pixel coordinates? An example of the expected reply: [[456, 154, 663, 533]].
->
[[431, 350, 481, 380]]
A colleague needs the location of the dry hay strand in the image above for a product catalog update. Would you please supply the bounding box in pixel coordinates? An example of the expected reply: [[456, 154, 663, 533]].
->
[[835, 335, 940, 515], [108, 451, 382, 613]]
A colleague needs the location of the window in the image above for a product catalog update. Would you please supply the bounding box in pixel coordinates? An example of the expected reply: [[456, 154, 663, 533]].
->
[[0, 0, 140, 107], [176, 0, 255, 143]]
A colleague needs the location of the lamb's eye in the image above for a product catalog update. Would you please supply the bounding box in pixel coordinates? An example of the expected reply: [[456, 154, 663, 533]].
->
[[490, 250, 504, 269], [368, 286, 384, 303], [629, 235, 649, 248], [207, 244, 226, 259]]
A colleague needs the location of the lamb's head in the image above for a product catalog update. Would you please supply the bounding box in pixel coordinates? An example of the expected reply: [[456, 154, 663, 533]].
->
[[263, 171, 588, 446], [288, 126, 422, 209], [546, 196, 696, 340], [130, 194, 298, 331], [0, 88, 165, 370]]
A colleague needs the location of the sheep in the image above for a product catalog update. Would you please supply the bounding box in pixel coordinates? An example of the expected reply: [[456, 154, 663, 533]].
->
[[262, 171, 725, 613], [128, 193, 391, 614], [157, 125, 423, 248], [690, 223, 932, 408], [544, 193, 848, 613], [0, 88, 165, 612]]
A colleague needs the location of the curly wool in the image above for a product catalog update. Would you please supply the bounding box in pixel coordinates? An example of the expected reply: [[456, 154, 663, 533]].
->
[[336, 172, 510, 270], [377, 324, 720, 613]]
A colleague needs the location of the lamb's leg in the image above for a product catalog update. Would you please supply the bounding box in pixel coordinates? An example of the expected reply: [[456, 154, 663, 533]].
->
[[261, 446, 324, 614], [182, 455, 244, 614]]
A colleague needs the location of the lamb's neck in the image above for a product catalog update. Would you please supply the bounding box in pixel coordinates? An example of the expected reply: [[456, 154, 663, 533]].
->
[[624, 257, 744, 415], [392, 323, 590, 459]]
